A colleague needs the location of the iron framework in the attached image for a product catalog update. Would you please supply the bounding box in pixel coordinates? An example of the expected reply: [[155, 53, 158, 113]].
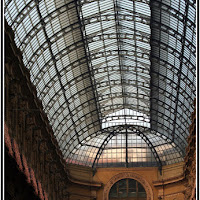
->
[[5, 0, 196, 168]]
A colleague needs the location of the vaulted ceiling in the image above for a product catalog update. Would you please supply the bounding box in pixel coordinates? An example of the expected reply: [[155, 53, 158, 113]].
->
[[5, 0, 196, 168]]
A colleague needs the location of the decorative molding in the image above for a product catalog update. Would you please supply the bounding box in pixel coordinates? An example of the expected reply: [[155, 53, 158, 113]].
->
[[153, 175, 184, 186], [163, 190, 185, 197], [68, 175, 102, 187], [103, 172, 153, 200]]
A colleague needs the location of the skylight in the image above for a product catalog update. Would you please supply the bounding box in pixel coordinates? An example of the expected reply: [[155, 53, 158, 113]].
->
[[5, 0, 196, 168]]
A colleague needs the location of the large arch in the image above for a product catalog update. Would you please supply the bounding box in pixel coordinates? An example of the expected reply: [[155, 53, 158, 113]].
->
[[103, 172, 153, 200]]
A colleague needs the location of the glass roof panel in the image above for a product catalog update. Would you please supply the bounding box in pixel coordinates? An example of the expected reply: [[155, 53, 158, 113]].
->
[[5, 0, 196, 168]]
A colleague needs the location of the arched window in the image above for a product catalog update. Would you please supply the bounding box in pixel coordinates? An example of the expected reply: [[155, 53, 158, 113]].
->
[[109, 178, 146, 200]]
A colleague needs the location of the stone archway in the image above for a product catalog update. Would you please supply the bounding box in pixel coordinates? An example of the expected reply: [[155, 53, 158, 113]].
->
[[103, 172, 153, 200]]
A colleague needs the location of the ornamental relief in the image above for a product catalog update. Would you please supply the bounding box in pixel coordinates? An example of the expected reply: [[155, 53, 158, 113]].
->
[[103, 172, 153, 200]]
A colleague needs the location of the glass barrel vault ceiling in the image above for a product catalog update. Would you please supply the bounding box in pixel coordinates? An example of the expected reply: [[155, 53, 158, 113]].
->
[[5, 0, 196, 168]]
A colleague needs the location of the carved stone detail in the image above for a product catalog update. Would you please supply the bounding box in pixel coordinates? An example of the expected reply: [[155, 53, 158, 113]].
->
[[103, 172, 153, 200], [184, 99, 196, 200]]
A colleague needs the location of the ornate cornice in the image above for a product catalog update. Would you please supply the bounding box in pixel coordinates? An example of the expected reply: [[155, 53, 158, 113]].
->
[[68, 175, 102, 187], [153, 175, 185, 187]]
